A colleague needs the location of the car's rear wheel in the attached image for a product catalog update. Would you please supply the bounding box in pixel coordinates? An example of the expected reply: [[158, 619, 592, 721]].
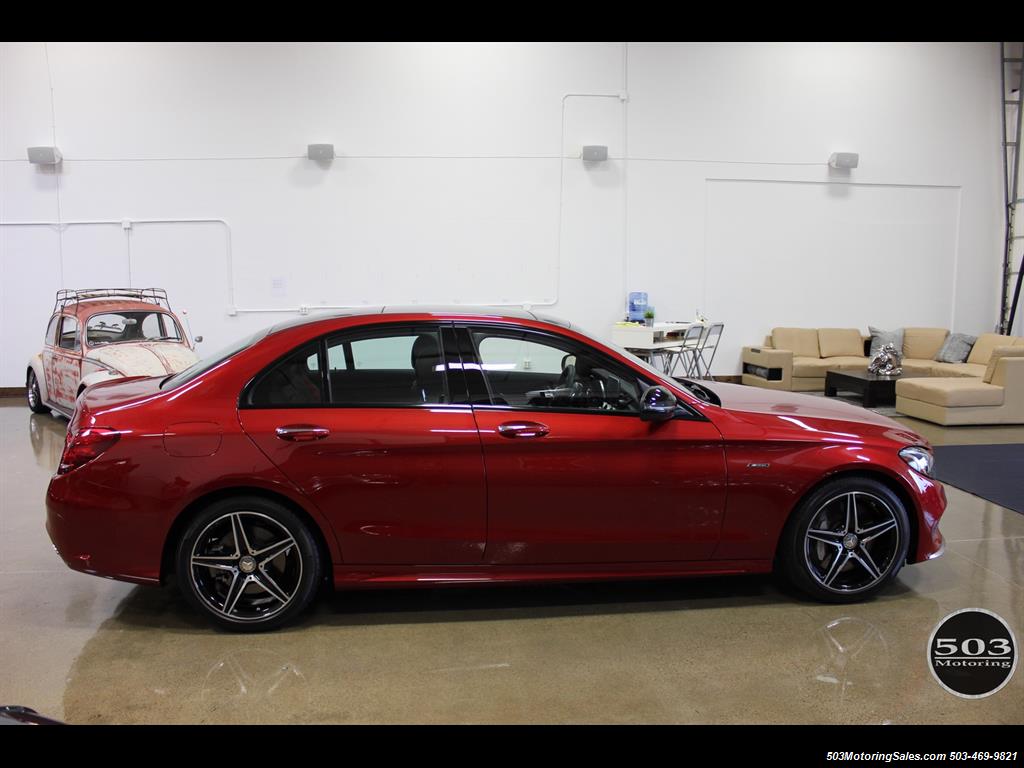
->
[[26, 370, 49, 414], [176, 496, 321, 631], [780, 477, 909, 603]]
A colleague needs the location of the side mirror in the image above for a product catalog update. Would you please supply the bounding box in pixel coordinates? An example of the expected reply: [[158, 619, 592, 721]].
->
[[194, 335, 203, 343], [640, 385, 677, 422]]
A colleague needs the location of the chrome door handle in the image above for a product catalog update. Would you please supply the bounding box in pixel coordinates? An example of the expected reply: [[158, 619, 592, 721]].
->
[[275, 424, 330, 442], [497, 421, 550, 439]]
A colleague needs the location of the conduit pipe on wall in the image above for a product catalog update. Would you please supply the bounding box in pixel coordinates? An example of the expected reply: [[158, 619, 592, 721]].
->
[[0, 218, 236, 309], [0, 215, 565, 315]]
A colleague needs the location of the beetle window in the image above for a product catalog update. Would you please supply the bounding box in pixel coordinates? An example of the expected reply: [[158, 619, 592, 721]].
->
[[45, 315, 60, 346], [86, 311, 182, 345], [58, 316, 79, 351]]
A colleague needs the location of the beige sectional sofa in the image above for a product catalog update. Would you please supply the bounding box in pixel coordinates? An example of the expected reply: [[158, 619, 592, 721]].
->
[[741, 327, 993, 392], [741, 327, 1024, 425]]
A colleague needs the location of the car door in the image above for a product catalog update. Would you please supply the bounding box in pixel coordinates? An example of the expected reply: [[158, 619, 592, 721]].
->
[[47, 314, 82, 410], [460, 324, 727, 564], [237, 323, 488, 565]]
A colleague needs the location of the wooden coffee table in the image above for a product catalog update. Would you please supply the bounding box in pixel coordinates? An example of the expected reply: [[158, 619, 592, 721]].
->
[[824, 369, 908, 408]]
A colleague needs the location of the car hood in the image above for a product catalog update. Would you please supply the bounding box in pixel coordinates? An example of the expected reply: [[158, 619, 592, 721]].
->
[[693, 381, 925, 443], [85, 342, 199, 377]]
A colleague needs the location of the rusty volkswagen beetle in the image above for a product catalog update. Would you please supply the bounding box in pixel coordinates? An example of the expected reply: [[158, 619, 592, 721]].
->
[[26, 288, 200, 417]]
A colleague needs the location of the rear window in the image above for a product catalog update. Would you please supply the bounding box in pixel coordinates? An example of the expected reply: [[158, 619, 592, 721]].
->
[[160, 330, 268, 390]]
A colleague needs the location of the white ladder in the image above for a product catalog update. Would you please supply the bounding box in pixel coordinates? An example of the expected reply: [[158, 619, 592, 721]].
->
[[1000, 42, 1024, 335]]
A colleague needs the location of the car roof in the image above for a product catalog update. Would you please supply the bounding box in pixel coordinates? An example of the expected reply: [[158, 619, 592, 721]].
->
[[57, 300, 178, 320], [268, 305, 572, 334]]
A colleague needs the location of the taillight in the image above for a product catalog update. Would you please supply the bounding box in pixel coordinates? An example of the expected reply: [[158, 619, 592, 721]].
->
[[58, 427, 121, 475]]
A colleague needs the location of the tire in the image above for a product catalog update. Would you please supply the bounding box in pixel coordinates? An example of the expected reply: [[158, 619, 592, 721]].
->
[[175, 496, 322, 632], [779, 476, 910, 603], [26, 369, 50, 414]]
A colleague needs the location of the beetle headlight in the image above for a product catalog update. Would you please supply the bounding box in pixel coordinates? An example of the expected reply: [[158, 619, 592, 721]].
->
[[899, 445, 934, 477]]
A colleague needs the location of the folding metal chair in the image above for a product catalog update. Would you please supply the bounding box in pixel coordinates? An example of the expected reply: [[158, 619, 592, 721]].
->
[[665, 324, 705, 378], [692, 322, 724, 379]]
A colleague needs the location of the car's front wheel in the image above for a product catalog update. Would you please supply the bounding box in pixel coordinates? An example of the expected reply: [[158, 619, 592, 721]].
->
[[176, 496, 322, 631], [779, 477, 910, 602], [26, 369, 49, 414]]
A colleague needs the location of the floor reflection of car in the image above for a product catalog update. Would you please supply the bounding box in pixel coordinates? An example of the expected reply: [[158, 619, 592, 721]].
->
[[29, 414, 66, 470], [45, 307, 947, 631], [26, 288, 200, 418]]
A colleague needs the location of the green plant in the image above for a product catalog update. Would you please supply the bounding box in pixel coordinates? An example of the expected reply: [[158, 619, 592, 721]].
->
[[643, 310, 655, 319]]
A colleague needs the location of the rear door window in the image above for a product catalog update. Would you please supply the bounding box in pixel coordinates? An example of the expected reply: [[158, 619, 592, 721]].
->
[[327, 328, 448, 405]]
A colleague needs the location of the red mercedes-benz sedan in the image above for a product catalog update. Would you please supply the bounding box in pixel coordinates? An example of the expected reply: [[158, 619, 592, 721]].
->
[[46, 308, 946, 631]]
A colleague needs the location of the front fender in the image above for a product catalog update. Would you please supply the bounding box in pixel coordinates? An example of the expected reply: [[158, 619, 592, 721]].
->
[[79, 369, 122, 393], [27, 354, 48, 402]]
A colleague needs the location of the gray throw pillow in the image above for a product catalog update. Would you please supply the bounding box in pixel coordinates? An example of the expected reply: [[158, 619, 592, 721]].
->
[[934, 332, 977, 363], [869, 326, 904, 357]]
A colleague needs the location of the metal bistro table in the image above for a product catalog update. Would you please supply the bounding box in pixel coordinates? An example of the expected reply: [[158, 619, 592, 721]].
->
[[824, 369, 910, 408]]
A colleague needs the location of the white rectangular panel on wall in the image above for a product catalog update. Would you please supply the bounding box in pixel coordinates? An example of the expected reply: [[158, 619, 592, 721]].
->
[[704, 178, 961, 374], [129, 222, 234, 354], [306, 158, 560, 308], [0, 227, 62, 386]]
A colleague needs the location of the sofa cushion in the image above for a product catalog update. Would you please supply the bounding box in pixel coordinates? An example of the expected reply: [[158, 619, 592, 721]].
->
[[902, 358, 939, 376], [967, 333, 1017, 365], [983, 346, 1024, 384], [929, 361, 987, 378], [818, 328, 863, 358], [903, 327, 948, 360], [1015, 337, 1024, 347], [828, 356, 871, 371], [773, 328, 820, 358], [792, 356, 869, 376], [895, 378, 1004, 407], [868, 326, 904, 357], [934, 332, 977, 363], [792, 357, 832, 377]]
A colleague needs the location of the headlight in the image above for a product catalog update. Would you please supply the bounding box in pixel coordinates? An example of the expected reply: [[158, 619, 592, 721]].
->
[[899, 445, 934, 477]]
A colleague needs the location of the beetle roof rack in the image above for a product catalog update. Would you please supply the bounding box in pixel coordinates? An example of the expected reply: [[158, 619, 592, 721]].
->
[[54, 288, 171, 313]]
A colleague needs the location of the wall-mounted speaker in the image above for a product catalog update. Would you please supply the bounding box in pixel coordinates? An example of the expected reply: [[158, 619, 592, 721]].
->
[[27, 146, 62, 165], [829, 152, 859, 169], [307, 144, 335, 162]]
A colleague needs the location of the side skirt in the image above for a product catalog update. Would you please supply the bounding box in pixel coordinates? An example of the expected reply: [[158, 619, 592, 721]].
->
[[42, 399, 74, 419], [332, 560, 773, 589]]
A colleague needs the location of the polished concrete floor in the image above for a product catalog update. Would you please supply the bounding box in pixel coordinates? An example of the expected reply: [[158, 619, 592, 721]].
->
[[1, 397, 1021, 724]]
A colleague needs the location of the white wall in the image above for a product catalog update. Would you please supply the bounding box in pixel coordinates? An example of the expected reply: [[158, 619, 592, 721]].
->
[[0, 42, 1006, 387]]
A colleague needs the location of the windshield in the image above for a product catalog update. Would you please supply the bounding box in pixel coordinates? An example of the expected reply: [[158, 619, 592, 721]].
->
[[160, 329, 268, 390], [86, 311, 183, 346]]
